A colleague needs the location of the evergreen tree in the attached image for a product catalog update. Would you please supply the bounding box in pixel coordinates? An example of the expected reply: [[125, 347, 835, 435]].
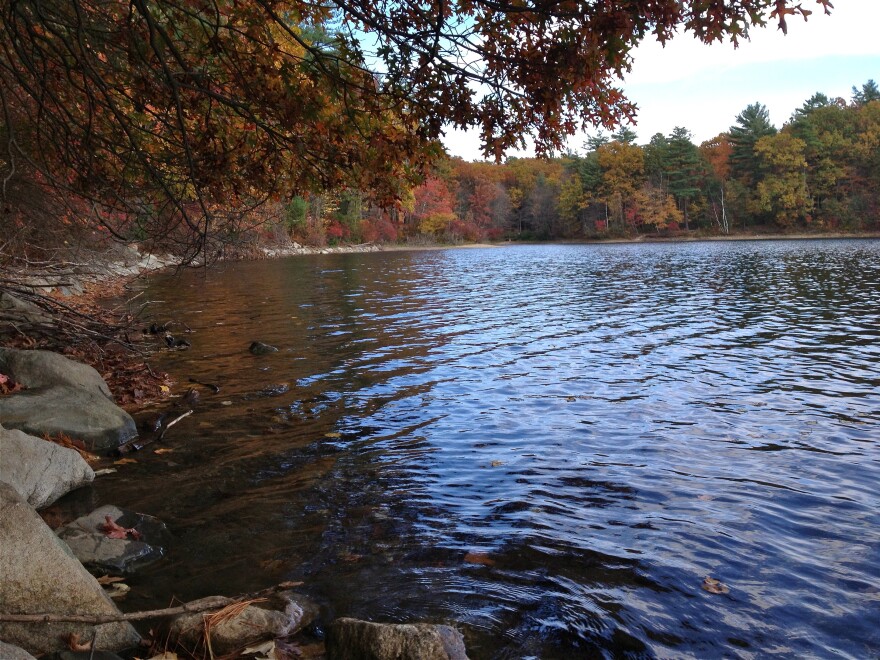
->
[[643, 133, 670, 193], [852, 79, 880, 106], [665, 127, 704, 230], [729, 103, 777, 184], [791, 92, 832, 121], [612, 127, 639, 145]]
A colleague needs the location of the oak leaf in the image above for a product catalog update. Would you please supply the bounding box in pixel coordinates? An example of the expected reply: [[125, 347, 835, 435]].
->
[[98, 515, 143, 540], [64, 633, 91, 652]]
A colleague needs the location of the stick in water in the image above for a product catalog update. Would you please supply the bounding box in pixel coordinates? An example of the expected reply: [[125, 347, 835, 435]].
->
[[157, 409, 193, 441]]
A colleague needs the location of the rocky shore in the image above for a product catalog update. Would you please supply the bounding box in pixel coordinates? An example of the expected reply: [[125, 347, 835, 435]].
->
[[0, 244, 470, 658]]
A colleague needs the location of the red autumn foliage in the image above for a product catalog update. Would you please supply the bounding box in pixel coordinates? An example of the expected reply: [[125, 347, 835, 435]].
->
[[98, 515, 143, 541]]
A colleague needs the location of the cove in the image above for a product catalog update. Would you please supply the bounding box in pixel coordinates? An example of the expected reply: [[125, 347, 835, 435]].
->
[[94, 240, 880, 658]]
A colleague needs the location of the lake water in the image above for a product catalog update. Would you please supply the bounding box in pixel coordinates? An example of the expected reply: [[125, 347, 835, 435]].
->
[[98, 240, 880, 658]]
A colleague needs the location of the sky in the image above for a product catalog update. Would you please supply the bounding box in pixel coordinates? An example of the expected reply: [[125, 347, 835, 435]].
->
[[442, 0, 880, 160]]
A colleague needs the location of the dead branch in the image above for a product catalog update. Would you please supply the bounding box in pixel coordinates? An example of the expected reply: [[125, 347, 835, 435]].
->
[[158, 409, 193, 441], [0, 582, 303, 625]]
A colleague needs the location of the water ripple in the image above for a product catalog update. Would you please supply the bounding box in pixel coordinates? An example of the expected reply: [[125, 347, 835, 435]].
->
[[105, 240, 880, 658]]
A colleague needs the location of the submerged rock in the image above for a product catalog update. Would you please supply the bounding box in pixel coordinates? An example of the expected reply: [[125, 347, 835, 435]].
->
[[0, 423, 95, 509], [249, 341, 279, 355], [0, 483, 141, 655], [166, 591, 318, 656], [0, 348, 137, 453], [57, 505, 169, 575], [259, 382, 290, 397], [326, 618, 469, 660]]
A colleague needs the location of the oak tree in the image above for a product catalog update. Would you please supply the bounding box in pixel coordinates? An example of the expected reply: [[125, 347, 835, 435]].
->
[[1, 0, 832, 257]]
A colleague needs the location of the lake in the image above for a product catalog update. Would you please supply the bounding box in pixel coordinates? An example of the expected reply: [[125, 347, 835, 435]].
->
[[97, 240, 880, 658]]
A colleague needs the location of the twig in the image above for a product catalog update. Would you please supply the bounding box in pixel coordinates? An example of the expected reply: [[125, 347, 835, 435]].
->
[[0, 582, 303, 625], [0, 597, 231, 625], [157, 409, 193, 441]]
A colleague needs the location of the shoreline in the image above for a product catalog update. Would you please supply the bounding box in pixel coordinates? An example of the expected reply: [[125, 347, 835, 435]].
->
[[259, 230, 880, 259], [559, 230, 880, 245], [7, 229, 878, 401]]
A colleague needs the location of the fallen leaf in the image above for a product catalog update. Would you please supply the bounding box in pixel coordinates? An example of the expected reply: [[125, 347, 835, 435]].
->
[[105, 582, 130, 599], [490, 460, 504, 467], [98, 515, 143, 541], [242, 640, 276, 656], [114, 457, 138, 465], [42, 432, 95, 461], [160, 385, 170, 393], [0, 372, 25, 395], [153, 448, 174, 455], [259, 558, 286, 573], [275, 639, 324, 659], [64, 633, 92, 652], [324, 432, 342, 438], [221, 400, 233, 406], [97, 575, 126, 585], [701, 576, 730, 594], [464, 551, 496, 567], [94, 468, 117, 476]]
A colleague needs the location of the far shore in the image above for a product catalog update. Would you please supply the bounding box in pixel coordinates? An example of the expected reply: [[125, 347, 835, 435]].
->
[[359, 230, 880, 254]]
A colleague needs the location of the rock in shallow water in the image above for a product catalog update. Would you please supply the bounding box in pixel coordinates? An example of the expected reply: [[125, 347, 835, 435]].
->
[[56, 505, 169, 575], [166, 591, 318, 656], [249, 341, 279, 355], [326, 618, 469, 660], [0, 423, 95, 509], [0, 483, 141, 655]]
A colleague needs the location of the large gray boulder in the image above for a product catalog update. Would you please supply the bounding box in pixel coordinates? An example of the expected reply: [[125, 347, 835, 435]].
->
[[0, 483, 141, 655], [57, 505, 169, 575], [167, 591, 318, 656], [326, 618, 469, 660], [0, 348, 137, 452], [0, 347, 111, 394], [0, 424, 94, 509]]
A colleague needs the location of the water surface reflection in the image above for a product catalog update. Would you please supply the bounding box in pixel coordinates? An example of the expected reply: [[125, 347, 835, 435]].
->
[[99, 240, 880, 658]]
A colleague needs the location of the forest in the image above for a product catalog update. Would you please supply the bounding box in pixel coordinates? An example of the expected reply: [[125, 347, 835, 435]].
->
[[287, 80, 880, 245], [2, 0, 872, 261]]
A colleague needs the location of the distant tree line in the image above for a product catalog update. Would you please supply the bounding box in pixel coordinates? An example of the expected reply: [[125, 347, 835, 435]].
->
[[286, 79, 879, 244]]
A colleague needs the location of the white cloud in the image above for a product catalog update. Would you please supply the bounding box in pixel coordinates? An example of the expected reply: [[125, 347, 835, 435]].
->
[[623, 0, 880, 86], [443, 0, 880, 159]]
